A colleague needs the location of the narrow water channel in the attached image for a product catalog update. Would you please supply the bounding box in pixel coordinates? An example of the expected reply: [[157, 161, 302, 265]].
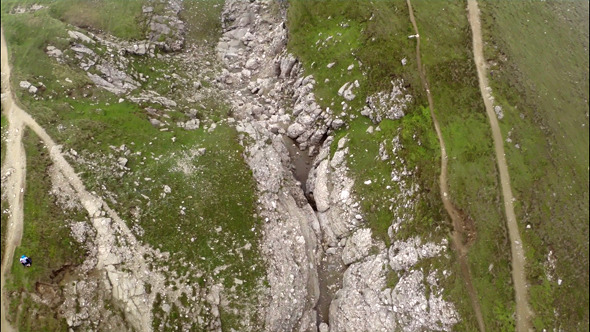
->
[[315, 251, 345, 325], [282, 136, 313, 193], [282, 134, 346, 326]]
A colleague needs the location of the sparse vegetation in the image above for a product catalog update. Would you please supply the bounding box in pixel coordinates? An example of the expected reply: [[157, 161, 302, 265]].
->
[[2, 1, 264, 330], [1, 0, 587, 330], [50, 0, 147, 40], [479, 1, 589, 329], [5, 129, 87, 330], [181, 0, 224, 48], [1, 114, 6, 164], [288, 0, 438, 242], [409, 1, 516, 329], [287, 0, 517, 330]]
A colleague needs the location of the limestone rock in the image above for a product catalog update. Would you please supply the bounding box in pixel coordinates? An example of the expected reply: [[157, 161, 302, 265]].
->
[[19, 81, 31, 89], [313, 160, 330, 212], [46, 45, 63, 58], [342, 228, 372, 265], [287, 122, 305, 139], [68, 30, 95, 44]]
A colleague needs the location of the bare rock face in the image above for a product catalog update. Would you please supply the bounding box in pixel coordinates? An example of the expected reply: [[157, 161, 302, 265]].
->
[[287, 122, 306, 139], [330, 251, 393, 332], [388, 237, 447, 272], [45, 45, 63, 61], [338, 80, 360, 101], [312, 159, 331, 212], [342, 228, 373, 265], [390, 270, 460, 331], [305, 133, 460, 332], [68, 30, 95, 44], [330, 249, 459, 332], [310, 137, 362, 245], [236, 122, 321, 332], [59, 277, 128, 331], [217, 2, 326, 330]]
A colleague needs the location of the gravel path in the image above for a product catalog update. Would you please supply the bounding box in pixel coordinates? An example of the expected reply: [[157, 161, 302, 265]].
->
[[467, 1, 533, 330]]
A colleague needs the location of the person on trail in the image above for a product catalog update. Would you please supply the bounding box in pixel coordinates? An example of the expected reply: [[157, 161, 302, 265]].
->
[[20, 255, 32, 267]]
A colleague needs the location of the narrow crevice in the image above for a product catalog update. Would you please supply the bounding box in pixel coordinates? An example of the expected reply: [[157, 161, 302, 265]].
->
[[283, 133, 345, 327], [282, 135, 318, 210], [315, 253, 345, 326]]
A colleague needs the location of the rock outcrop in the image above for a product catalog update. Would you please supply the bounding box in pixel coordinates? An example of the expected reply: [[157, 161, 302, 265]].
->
[[361, 79, 413, 124]]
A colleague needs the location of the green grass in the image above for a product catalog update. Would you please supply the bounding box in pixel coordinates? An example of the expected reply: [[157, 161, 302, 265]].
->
[[5, 129, 88, 331], [410, 1, 516, 329], [36, 97, 265, 289], [288, 0, 423, 113], [28, 97, 263, 331], [288, 0, 435, 243], [181, 0, 224, 48], [1, 114, 6, 165], [287, 0, 517, 330], [334, 107, 444, 244], [1, 0, 147, 41], [2, 3, 264, 329], [0, 9, 93, 101], [479, 1, 589, 330], [0, 201, 6, 268], [49, 0, 147, 40]]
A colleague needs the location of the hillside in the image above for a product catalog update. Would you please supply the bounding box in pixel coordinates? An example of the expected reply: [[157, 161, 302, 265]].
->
[[1, 1, 588, 331]]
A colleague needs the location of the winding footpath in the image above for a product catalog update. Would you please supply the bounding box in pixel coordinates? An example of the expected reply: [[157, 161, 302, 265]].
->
[[467, 1, 533, 331], [1, 27, 23, 332], [405, 1, 486, 331]]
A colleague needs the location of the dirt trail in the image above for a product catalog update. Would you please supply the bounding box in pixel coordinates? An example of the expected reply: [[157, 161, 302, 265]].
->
[[466, 1, 533, 331], [1, 27, 24, 332], [405, 1, 486, 331]]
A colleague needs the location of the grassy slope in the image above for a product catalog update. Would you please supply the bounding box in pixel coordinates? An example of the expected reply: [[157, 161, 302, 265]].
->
[[0, 114, 6, 164], [5, 129, 87, 331], [289, 1, 514, 331], [479, 1, 589, 330], [2, 1, 263, 330], [410, 1, 516, 330], [288, 0, 442, 244], [1, 0, 146, 41], [288, 1, 516, 330], [181, 0, 224, 47], [50, 0, 147, 40]]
